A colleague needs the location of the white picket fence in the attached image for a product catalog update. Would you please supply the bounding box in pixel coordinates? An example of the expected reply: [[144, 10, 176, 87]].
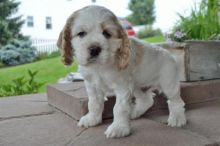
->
[[31, 39, 58, 54]]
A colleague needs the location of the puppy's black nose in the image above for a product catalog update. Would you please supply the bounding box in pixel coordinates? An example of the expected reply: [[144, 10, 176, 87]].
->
[[89, 46, 102, 57]]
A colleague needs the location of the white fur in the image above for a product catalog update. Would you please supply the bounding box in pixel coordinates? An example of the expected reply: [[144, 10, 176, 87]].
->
[[63, 6, 186, 138]]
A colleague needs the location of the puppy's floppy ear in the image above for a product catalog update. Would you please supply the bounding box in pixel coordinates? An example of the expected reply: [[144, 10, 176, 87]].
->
[[115, 20, 131, 70], [57, 13, 76, 66]]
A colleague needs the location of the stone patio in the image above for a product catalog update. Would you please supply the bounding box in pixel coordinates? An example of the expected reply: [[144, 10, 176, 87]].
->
[[0, 80, 220, 146]]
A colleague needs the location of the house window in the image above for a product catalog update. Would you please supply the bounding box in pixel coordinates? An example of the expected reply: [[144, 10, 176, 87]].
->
[[46, 17, 52, 29], [27, 16, 34, 27]]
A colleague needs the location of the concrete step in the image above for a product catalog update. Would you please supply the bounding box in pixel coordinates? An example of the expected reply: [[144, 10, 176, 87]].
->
[[1, 93, 220, 146], [47, 80, 220, 120]]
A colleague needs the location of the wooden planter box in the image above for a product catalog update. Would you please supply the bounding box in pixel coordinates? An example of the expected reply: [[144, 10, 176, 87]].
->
[[158, 41, 220, 81]]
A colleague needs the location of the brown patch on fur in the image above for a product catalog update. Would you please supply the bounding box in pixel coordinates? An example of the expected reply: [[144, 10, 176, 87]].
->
[[57, 12, 78, 65], [111, 16, 131, 70]]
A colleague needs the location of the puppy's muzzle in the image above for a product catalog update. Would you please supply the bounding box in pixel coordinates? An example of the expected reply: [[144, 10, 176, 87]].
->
[[88, 45, 102, 58]]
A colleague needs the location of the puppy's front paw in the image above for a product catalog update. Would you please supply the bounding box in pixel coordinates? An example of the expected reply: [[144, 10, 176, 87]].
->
[[168, 113, 186, 127], [77, 113, 102, 128], [104, 122, 131, 138]]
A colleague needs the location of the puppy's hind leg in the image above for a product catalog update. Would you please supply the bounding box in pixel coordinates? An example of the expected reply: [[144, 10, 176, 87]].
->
[[160, 57, 186, 127], [130, 88, 155, 119], [162, 85, 186, 127]]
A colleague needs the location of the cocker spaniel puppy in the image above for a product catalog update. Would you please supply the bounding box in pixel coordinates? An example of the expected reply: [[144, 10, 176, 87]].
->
[[57, 6, 186, 138]]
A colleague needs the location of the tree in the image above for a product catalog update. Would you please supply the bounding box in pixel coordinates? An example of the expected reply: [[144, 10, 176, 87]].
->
[[127, 0, 155, 25], [0, 0, 26, 46]]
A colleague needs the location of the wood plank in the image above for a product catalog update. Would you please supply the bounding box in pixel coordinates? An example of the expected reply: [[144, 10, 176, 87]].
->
[[186, 41, 220, 81]]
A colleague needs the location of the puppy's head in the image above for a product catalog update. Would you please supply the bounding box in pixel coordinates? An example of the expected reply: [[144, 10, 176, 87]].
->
[[57, 6, 130, 70]]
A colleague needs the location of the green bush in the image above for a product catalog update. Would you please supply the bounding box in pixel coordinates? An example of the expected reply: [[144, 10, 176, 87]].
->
[[0, 70, 45, 97], [0, 39, 37, 66], [172, 0, 220, 41], [137, 26, 162, 39]]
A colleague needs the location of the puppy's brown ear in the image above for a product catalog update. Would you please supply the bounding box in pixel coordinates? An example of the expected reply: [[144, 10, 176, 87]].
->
[[57, 14, 76, 66], [116, 24, 131, 70]]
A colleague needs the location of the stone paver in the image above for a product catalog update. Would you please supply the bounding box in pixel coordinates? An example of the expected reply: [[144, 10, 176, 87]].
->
[[0, 94, 53, 120], [69, 119, 212, 146], [0, 94, 218, 146], [0, 94, 84, 146], [1, 80, 220, 146], [0, 111, 84, 146], [146, 100, 220, 145]]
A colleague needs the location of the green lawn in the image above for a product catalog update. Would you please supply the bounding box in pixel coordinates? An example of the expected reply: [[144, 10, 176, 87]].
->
[[144, 35, 165, 43], [0, 57, 77, 93]]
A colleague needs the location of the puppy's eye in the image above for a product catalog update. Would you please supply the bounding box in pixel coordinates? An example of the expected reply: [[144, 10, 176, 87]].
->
[[77, 31, 87, 38], [102, 30, 111, 39]]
